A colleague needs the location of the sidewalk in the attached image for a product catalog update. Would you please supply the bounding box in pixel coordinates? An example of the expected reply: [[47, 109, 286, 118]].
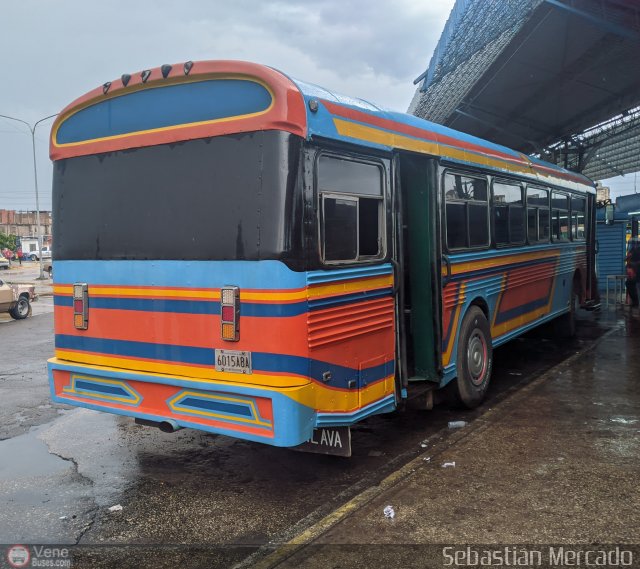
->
[[264, 312, 640, 568]]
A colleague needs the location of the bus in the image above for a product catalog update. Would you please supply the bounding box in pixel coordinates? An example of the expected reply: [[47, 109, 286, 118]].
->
[[48, 60, 596, 456]]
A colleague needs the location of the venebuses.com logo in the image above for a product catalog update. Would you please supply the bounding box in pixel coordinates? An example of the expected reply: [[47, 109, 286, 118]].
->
[[5, 545, 71, 568]]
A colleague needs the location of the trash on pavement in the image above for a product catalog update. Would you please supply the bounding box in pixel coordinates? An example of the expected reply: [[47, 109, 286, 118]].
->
[[442, 461, 456, 468], [108, 504, 123, 512], [383, 505, 395, 519], [448, 421, 467, 429]]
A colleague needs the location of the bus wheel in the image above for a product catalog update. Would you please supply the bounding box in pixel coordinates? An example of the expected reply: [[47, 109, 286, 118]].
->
[[450, 306, 493, 409]]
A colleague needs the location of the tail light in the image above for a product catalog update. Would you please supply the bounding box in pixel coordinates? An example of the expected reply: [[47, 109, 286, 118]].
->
[[220, 286, 240, 341], [73, 283, 89, 330]]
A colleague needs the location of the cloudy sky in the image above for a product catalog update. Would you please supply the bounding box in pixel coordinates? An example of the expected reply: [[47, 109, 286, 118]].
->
[[0, 0, 455, 211], [0, 0, 632, 213]]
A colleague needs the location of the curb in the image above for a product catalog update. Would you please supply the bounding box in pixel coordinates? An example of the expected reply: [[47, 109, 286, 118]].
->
[[235, 323, 622, 569]]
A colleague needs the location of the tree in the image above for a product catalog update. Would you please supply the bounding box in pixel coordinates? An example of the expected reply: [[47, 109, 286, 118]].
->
[[0, 232, 17, 251]]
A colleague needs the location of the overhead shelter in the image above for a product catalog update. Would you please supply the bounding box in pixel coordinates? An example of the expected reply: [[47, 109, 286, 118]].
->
[[410, 0, 640, 181]]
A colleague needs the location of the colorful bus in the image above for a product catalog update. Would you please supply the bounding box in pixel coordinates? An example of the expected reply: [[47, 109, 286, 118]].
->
[[48, 60, 596, 456]]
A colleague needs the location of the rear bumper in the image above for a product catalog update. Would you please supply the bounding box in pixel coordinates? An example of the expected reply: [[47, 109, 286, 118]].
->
[[48, 358, 317, 447]]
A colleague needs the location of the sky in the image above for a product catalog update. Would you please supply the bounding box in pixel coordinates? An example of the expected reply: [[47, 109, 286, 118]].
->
[[0, 0, 635, 214], [0, 0, 455, 212]]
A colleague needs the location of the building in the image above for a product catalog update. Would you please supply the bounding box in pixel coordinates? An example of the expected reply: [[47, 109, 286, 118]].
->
[[0, 210, 52, 246], [595, 182, 611, 203]]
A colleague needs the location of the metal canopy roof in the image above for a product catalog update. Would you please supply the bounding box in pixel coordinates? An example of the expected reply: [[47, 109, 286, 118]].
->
[[410, 0, 640, 182]]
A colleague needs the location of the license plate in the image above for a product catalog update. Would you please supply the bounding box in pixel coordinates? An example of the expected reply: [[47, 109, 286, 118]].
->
[[293, 427, 352, 457], [215, 349, 252, 374]]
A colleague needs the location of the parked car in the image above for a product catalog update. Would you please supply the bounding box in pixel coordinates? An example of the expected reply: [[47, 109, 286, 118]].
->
[[0, 279, 36, 319], [27, 247, 52, 261], [0, 254, 8, 270]]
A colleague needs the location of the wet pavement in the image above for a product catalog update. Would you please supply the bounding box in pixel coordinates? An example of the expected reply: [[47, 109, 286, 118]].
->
[[1, 301, 638, 568], [260, 314, 640, 569]]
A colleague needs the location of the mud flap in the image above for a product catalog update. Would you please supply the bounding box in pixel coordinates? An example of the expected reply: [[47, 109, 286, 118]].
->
[[292, 426, 351, 457]]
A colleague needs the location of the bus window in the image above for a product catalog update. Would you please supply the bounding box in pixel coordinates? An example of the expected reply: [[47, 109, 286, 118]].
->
[[492, 180, 524, 246], [552, 192, 570, 241], [323, 196, 358, 261], [526, 187, 549, 243], [318, 155, 384, 263], [571, 196, 586, 240], [444, 172, 488, 250]]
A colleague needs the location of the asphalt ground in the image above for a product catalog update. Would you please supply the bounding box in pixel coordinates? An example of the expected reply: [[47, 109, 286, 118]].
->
[[0, 294, 624, 569]]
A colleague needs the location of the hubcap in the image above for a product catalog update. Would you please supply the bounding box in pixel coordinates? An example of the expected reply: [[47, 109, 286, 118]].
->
[[467, 330, 487, 386], [18, 299, 28, 316]]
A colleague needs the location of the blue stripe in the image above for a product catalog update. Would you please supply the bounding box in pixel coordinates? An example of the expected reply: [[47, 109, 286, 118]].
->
[[494, 296, 550, 325], [308, 288, 392, 310], [178, 396, 253, 418], [54, 260, 307, 289], [74, 379, 128, 397], [54, 334, 390, 388], [55, 290, 392, 316], [306, 264, 392, 285]]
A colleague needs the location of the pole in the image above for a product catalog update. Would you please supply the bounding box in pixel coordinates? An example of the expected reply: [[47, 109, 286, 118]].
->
[[0, 113, 57, 279]]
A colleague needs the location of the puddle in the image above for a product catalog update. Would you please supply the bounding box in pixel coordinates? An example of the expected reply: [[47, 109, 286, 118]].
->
[[0, 427, 71, 480]]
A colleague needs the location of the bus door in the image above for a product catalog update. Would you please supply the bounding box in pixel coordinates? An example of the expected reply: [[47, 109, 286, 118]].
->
[[393, 152, 442, 393]]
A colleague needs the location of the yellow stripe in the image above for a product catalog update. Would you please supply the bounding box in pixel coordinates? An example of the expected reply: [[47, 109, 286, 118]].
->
[[54, 350, 309, 388], [51, 356, 394, 412], [442, 283, 466, 367], [333, 118, 534, 178], [54, 285, 309, 302], [449, 249, 561, 276], [52, 74, 276, 149], [308, 275, 393, 299]]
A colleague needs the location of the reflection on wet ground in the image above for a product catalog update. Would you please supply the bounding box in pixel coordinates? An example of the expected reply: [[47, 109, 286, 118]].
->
[[0, 309, 628, 567]]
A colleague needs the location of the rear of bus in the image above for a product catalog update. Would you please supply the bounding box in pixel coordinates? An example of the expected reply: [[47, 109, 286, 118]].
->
[[48, 61, 397, 452]]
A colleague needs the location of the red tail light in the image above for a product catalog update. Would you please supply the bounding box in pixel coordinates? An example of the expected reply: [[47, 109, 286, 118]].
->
[[73, 283, 89, 330], [220, 286, 239, 341]]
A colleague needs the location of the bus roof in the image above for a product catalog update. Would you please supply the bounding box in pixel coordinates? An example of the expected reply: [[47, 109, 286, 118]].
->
[[50, 59, 594, 193]]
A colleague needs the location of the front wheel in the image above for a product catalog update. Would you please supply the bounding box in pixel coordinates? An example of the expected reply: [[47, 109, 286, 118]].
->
[[30, 254, 37, 261], [449, 306, 493, 409], [9, 296, 31, 320]]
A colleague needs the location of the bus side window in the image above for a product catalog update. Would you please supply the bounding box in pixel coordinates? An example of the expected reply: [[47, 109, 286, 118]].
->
[[552, 192, 570, 241], [571, 196, 586, 240], [444, 172, 488, 250], [526, 187, 550, 243], [318, 155, 384, 263], [493, 180, 524, 246]]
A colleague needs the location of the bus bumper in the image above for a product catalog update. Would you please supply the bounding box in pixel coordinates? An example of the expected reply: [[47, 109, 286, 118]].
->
[[47, 358, 318, 447]]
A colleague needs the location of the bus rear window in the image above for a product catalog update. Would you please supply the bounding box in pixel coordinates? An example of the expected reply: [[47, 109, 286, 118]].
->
[[52, 131, 304, 264]]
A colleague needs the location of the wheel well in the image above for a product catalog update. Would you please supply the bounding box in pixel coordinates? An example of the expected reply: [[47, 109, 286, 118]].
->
[[469, 297, 490, 320], [19, 293, 29, 300]]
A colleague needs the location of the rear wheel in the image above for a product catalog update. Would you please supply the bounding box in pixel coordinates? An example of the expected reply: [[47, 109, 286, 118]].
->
[[448, 306, 493, 409], [9, 296, 31, 320]]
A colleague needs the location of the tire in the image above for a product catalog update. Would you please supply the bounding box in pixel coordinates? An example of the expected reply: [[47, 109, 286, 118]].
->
[[9, 296, 31, 320], [30, 254, 37, 261], [448, 306, 493, 409], [47, 267, 53, 279]]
